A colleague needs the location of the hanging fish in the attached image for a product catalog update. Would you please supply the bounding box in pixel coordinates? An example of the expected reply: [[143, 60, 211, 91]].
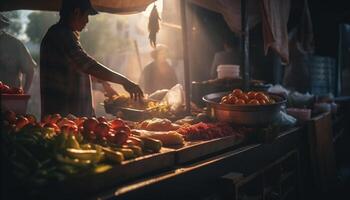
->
[[148, 4, 161, 48]]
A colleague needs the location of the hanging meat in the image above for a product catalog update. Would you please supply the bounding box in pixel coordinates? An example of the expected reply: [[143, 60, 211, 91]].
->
[[148, 5, 161, 48]]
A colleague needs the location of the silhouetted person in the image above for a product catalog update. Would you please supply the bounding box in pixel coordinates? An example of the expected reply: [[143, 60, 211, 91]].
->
[[0, 13, 35, 92], [139, 44, 178, 94]]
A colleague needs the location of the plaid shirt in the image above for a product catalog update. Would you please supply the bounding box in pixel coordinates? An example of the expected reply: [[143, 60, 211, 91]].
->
[[40, 22, 98, 117]]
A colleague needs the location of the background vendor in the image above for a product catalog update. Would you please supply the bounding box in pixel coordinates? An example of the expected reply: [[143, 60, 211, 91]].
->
[[139, 44, 178, 94], [0, 13, 36, 93]]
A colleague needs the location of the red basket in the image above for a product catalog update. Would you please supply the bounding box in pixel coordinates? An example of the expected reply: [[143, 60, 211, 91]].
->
[[1, 94, 30, 114]]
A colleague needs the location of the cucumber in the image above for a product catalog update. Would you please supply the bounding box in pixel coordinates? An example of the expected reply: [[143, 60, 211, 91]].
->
[[102, 147, 124, 164], [123, 145, 143, 157], [128, 136, 144, 148], [114, 147, 135, 159], [65, 148, 104, 163], [138, 136, 162, 153]]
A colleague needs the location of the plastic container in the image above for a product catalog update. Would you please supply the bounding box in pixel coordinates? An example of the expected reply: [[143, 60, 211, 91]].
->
[[217, 64, 240, 79], [1, 94, 30, 114]]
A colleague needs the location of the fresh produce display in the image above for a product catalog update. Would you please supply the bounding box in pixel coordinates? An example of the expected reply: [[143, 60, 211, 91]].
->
[[1, 110, 167, 197], [0, 81, 24, 94], [220, 89, 276, 105], [177, 122, 243, 141]]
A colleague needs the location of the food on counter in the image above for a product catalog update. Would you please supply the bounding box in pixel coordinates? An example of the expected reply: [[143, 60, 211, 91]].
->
[[0, 81, 24, 94], [2, 111, 164, 164], [133, 135, 162, 152], [137, 118, 180, 131], [104, 94, 130, 107], [132, 129, 184, 146], [1, 110, 171, 197], [177, 122, 240, 141], [220, 89, 276, 105], [104, 94, 175, 118], [104, 94, 152, 110], [102, 147, 124, 163]]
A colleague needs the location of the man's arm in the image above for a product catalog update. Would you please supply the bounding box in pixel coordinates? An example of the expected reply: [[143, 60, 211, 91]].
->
[[18, 42, 36, 92], [63, 31, 143, 99]]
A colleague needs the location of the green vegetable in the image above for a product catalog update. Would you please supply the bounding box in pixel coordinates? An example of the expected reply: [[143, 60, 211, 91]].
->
[[123, 145, 143, 157], [65, 134, 80, 149], [53, 132, 68, 151], [56, 154, 92, 167], [102, 147, 124, 164], [65, 148, 104, 163], [138, 136, 162, 153], [113, 147, 135, 159]]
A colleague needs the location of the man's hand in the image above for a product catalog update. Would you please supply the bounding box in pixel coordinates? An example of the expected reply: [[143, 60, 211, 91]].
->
[[123, 81, 143, 100], [102, 82, 118, 98]]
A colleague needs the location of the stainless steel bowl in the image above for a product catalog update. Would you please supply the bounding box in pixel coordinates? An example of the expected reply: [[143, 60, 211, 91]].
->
[[202, 92, 286, 126]]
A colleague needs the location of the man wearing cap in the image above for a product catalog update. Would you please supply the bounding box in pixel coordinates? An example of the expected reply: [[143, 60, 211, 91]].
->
[[0, 13, 36, 92], [40, 0, 143, 117]]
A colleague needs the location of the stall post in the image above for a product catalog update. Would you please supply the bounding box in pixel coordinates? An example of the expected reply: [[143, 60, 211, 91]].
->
[[241, 0, 250, 91], [180, 0, 191, 113]]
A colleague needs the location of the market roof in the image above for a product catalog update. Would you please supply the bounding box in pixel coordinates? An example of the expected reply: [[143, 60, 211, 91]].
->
[[0, 0, 156, 14]]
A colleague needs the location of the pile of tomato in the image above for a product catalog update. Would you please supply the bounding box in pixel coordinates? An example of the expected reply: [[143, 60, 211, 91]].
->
[[220, 89, 276, 105], [3, 111, 131, 146]]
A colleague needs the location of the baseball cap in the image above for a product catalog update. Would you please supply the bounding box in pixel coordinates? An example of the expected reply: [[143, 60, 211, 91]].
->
[[61, 0, 98, 15]]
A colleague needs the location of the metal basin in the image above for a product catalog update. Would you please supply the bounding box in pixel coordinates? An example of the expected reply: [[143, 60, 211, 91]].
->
[[202, 92, 286, 126]]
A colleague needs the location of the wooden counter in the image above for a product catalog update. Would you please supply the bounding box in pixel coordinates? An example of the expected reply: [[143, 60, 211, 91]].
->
[[94, 127, 304, 200]]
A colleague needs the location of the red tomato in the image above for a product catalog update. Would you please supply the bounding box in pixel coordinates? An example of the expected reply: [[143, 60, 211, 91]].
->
[[258, 99, 267, 105], [236, 99, 246, 105], [232, 89, 243, 97], [255, 92, 267, 100], [95, 122, 110, 139], [15, 116, 29, 130], [109, 118, 125, 130], [44, 122, 60, 132], [107, 126, 130, 145], [24, 114, 37, 124], [83, 118, 99, 132], [239, 94, 249, 103], [248, 99, 260, 105], [74, 117, 87, 126], [247, 91, 257, 99], [0, 84, 10, 93], [97, 116, 108, 123], [228, 96, 238, 104]]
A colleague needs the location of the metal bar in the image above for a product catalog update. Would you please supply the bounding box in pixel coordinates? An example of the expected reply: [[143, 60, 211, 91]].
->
[[180, 0, 191, 114], [241, 0, 250, 91]]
